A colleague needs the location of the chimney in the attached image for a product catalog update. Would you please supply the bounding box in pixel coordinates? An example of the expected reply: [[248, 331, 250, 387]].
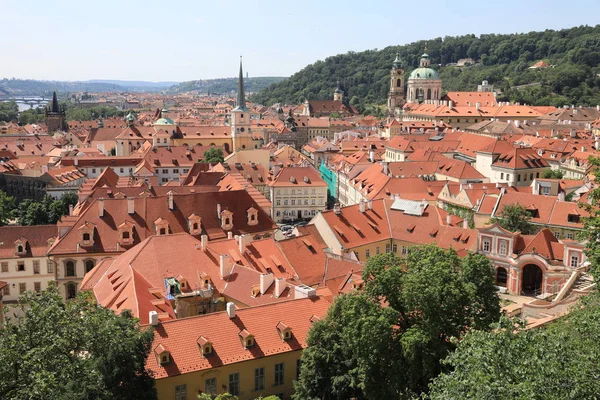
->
[[359, 200, 366, 213], [581, 146, 586, 152], [558, 192, 566, 202], [167, 192, 174, 210], [201, 234, 208, 251], [462, 219, 469, 229], [446, 214, 452, 225], [238, 234, 253, 253], [127, 198, 135, 215], [68, 204, 74, 216], [149, 311, 159, 326], [449, 100, 454, 109], [495, 182, 501, 188], [369, 149, 375, 163], [333, 203, 341, 215], [514, 120, 520, 128], [226, 302, 236, 318], [419, 202, 425, 216], [551, 129, 558, 138], [228, 231, 233, 240], [367, 200, 373, 210], [595, 138, 599, 150], [220, 254, 230, 279], [382, 162, 389, 176], [216, 203, 221, 217], [571, 129, 577, 138], [98, 198, 104, 217], [475, 102, 481, 111], [260, 273, 274, 294], [274, 278, 286, 297]]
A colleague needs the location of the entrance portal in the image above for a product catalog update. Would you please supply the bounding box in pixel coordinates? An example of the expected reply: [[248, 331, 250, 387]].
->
[[496, 267, 508, 287], [521, 264, 543, 296]]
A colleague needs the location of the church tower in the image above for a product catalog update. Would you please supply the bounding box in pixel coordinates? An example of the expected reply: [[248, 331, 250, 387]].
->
[[333, 80, 344, 102], [387, 53, 405, 117], [231, 57, 252, 152], [45, 91, 66, 132]]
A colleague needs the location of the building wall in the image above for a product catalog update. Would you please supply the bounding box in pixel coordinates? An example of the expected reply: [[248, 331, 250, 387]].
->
[[318, 163, 337, 200], [349, 240, 393, 262], [51, 253, 115, 300], [0, 256, 55, 302], [155, 350, 302, 400], [270, 186, 327, 222]]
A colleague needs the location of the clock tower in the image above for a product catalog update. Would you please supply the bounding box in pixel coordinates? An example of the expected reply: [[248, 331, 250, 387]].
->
[[231, 57, 253, 152]]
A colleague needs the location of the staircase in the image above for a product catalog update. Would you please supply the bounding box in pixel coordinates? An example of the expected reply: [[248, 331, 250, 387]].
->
[[571, 272, 595, 293]]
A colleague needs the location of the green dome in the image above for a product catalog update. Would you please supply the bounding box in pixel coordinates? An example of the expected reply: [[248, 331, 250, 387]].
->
[[154, 117, 175, 125], [409, 67, 440, 80]]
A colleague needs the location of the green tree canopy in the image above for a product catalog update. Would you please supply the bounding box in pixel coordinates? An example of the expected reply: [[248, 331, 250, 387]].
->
[[0, 285, 156, 400], [542, 169, 565, 179], [13, 192, 79, 226], [0, 190, 16, 226], [428, 294, 600, 399], [489, 203, 536, 234], [293, 248, 500, 399], [203, 148, 225, 163]]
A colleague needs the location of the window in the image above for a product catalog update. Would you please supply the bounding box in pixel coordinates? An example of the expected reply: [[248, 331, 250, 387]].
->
[[19, 283, 26, 294], [536, 172, 540, 178], [1, 262, 7, 273], [482, 239, 491, 252], [570, 255, 580, 268], [92, 168, 96, 174], [568, 214, 580, 223], [229, 373, 240, 396], [499, 240, 507, 256], [365, 249, 370, 259], [500, 172, 504, 180], [311, 199, 316, 205], [122, 231, 130, 239], [65, 261, 76, 277], [120, 168, 124, 173], [205, 378, 217, 396], [566, 232, 574, 240], [392, 244, 398, 253], [376, 246, 380, 255], [291, 199, 295, 205], [507, 174, 510, 180], [162, 169, 168, 174], [274, 363, 284, 386], [173, 169, 179, 173], [530, 173, 534, 181], [174, 384, 187, 400], [162, 178, 168, 183], [554, 231, 560, 239], [82, 233, 90, 241], [47, 261, 54, 274], [304, 199, 308, 205], [276, 211, 281, 217], [284, 200, 288, 206], [17, 262, 25, 272], [3, 285, 9, 295], [276, 200, 280, 206], [85, 260, 95, 274], [386, 243, 391, 253], [401, 246, 408, 255], [66, 283, 76, 299], [296, 359, 302, 380], [255, 367, 265, 391], [34, 282, 41, 292]]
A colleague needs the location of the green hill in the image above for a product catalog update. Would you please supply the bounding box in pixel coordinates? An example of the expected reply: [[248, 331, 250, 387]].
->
[[251, 25, 600, 110], [168, 76, 287, 95]]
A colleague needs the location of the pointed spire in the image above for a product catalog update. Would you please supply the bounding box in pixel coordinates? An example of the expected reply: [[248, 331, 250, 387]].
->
[[393, 52, 402, 68], [235, 56, 247, 111], [51, 91, 59, 113]]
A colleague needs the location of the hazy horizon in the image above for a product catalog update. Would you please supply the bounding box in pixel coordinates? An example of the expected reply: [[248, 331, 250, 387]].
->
[[3, 0, 600, 82]]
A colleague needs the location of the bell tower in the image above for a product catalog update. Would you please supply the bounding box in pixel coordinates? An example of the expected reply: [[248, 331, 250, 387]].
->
[[231, 57, 252, 152], [45, 91, 66, 132], [387, 53, 405, 117], [333, 80, 344, 102]]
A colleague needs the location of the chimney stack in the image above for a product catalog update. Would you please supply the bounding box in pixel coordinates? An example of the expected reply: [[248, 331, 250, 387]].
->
[[228, 231, 233, 240], [558, 192, 566, 202], [446, 214, 452, 225], [274, 278, 286, 297], [98, 198, 104, 217], [201, 234, 208, 251], [260, 273, 274, 295], [127, 198, 135, 215], [149, 311, 159, 326], [238, 234, 253, 254], [220, 254, 230, 279], [333, 203, 341, 215], [68, 204, 74, 216], [359, 200, 366, 213], [167, 191, 174, 211], [367, 200, 373, 210], [462, 219, 469, 229], [226, 302, 236, 318], [216, 203, 222, 217]]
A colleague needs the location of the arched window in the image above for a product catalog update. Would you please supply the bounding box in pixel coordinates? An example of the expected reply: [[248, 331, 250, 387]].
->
[[65, 261, 76, 277], [85, 260, 95, 274], [17, 245, 23, 253], [427, 88, 432, 100], [396, 78, 401, 88], [66, 283, 77, 299]]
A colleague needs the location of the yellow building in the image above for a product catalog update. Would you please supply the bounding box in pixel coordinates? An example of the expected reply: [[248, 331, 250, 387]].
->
[[147, 297, 330, 400]]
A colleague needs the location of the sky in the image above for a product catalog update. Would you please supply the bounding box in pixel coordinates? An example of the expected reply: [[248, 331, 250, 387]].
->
[[2, 0, 600, 82]]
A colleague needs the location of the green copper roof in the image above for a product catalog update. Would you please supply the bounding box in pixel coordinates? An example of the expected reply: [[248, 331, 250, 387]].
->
[[409, 67, 439, 80], [126, 112, 135, 122], [393, 53, 402, 68], [154, 117, 175, 125], [233, 56, 248, 111]]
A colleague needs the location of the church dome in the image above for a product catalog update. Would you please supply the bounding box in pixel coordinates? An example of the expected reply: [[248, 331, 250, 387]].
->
[[409, 67, 439, 80], [154, 116, 175, 125]]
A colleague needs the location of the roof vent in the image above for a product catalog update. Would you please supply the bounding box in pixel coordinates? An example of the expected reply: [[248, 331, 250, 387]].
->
[[226, 302, 236, 318]]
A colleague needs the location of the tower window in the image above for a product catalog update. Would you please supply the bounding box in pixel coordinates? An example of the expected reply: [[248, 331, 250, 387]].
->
[[396, 78, 401, 87]]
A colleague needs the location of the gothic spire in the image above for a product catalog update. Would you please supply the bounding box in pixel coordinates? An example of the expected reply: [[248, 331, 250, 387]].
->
[[235, 56, 247, 111], [51, 91, 59, 113]]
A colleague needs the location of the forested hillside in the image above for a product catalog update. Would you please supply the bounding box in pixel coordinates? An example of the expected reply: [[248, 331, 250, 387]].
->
[[251, 25, 600, 110], [168, 76, 286, 94]]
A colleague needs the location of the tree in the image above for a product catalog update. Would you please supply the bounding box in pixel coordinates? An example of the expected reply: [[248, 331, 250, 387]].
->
[[203, 148, 225, 163], [489, 203, 535, 234], [0, 190, 16, 225], [582, 156, 600, 281], [542, 169, 565, 179], [428, 294, 600, 399], [294, 248, 500, 399], [12, 193, 78, 226], [0, 285, 156, 399]]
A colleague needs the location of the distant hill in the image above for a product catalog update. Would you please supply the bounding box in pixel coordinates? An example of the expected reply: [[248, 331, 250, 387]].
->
[[251, 25, 600, 109], [0, 79, 177, 97], [168, 77, 287, 95], [87, 79, 179, 89]]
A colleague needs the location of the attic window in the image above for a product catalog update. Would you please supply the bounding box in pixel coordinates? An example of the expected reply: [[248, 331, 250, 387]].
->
[[154, 344, 170, 365], [221, 210, 234, 231], [188, 213, 202, 235], [406, 224, 416, 233], [276, 321, 292, 341], [568, 214, 580, 223], [78, 222, 95, 247], [197, 336, 213, 357], [247, 207, 259, 226], [154, 218, 169, 236], [239, 329, 255, 348]]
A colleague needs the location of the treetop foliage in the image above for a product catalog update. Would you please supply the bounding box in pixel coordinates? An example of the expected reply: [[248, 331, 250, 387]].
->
[[489, 203, 536, 234]]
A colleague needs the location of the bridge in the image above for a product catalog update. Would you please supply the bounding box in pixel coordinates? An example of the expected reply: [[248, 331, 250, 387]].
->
[[0, 97, 50, 109]]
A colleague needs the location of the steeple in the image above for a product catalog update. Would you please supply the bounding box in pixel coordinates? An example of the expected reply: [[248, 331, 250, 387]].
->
[[234, 56, 247, 111], [393, 52, 402, 69], [51, 91, 60, 113]]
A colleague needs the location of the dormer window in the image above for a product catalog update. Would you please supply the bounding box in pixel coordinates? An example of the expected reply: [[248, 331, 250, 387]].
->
[[118, 221, 135, 246], [78, 222, 95, 247], [239, 329, 255, 348], [247, 207, 258, 226], [14, 238, 27, 256], [221, 210, 233, 231], [197, 336, 213, 357], [154, 344, 170, 365], [276, 322, 292, 341], [568, 214, 580, 223], [154, 217, 169, 236], [188, 213, 202, 235]]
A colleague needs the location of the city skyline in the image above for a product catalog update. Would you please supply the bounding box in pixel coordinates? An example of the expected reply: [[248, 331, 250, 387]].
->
[[3, 0, 600, 82]]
